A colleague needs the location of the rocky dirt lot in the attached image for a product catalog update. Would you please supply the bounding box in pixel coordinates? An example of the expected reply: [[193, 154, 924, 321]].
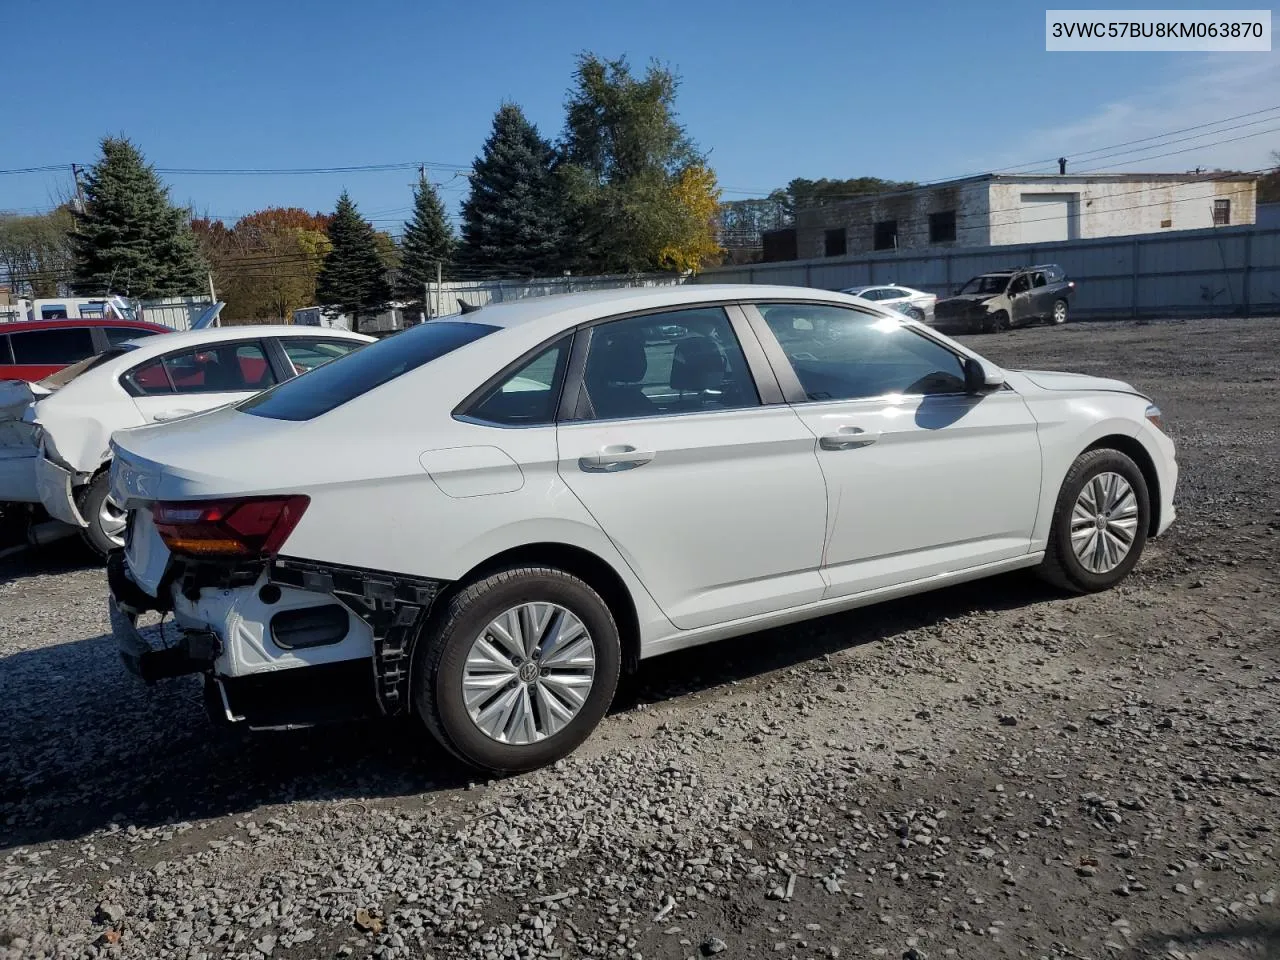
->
[[1, 317, 1277, 960]]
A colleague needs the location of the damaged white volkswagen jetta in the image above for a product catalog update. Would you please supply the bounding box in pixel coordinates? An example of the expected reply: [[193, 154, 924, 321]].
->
[[108, 285, 1177, 773]]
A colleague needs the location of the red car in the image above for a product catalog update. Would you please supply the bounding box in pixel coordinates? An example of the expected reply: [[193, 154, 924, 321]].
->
[[0, 318, 172, 382]]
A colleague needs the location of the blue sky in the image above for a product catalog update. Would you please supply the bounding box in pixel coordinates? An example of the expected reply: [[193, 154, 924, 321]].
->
[[4, 0, 1277, 232]]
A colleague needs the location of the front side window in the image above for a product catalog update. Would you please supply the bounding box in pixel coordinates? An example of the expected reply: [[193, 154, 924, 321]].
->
[[579, 308, 759, 421], [466, 339, 570, 425], [958, 275, 1010, 295], [158, 342, 275, 394], [10, 328, 95, 364], [1009, 274, 1031, 294], [278, 337, 363, 376], [242, 320, 497, 421], [757, 303, 967, 401]]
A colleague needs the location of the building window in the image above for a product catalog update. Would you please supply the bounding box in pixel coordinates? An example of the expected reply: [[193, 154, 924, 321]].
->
[[873, 220, 897, 251], [928, 210, 957, 244], [1213, 199, 1230, 225], [824, 228, 847, 257]]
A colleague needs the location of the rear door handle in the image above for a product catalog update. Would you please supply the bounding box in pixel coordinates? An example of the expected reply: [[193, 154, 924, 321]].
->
[[578, 444, 655, 473], [819, 426, 880, 451]]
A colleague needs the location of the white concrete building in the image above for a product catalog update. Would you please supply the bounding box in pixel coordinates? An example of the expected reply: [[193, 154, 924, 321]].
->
[[785, 173, 1258, 260]]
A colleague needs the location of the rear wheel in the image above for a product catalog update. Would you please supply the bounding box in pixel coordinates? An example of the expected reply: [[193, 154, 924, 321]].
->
[[77, 470, 127, 559], [1052, 299, 1069, 325], [1038, 449, 1149, 593], [413, 566, 621, 773]]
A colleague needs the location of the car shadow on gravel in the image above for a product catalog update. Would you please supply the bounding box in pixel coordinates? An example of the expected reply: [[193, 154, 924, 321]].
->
[[1127, 917, 1280, 958], [0, 538, 99, 586], [617, 569, 1062, 711], [1, 571, 1059, 850]]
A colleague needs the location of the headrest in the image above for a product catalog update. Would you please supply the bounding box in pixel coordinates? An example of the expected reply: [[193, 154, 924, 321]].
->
[[670, 336, 725, 392], [588, 329, 648, 384]]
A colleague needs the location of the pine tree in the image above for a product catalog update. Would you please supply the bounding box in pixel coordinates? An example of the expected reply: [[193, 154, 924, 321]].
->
[[459, 104, 566, 276], [71, 137, 207, 298], [316, 192, 391, 333], [397, 176, 455, 308]]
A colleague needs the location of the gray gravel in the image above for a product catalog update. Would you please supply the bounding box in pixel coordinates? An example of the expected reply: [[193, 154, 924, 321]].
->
[[2, 317, 1278, 960]]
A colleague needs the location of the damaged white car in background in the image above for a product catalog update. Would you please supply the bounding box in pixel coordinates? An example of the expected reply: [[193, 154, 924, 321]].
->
[[0, 316, 371, 555]]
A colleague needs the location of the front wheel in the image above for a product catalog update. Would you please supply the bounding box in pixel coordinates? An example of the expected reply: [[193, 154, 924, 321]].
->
[[1038, 449, 1150, 593], [984, 311, 1009, 334], [1052, 299, 1069, 325], [905, 306, 925, 322], [76, 470, 127, 559], [414, 566, 621, 773]]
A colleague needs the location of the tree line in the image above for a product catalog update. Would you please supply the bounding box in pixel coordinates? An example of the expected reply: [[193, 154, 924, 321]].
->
[[0, 54, 725, 330]]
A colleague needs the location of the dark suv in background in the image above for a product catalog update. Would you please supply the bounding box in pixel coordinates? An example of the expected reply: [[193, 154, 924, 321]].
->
[[932, 264, 1075, 334]]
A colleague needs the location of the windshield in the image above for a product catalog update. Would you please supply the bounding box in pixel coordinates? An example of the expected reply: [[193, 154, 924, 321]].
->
[[958, 275, 1010, 295], [36, 346, 135, 389], [240, 320, 497, 421]]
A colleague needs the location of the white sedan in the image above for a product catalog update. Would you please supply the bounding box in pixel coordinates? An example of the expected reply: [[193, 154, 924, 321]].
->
[[0, 325, 371, 555], [107, 286, 1176, 773], [841, 284, 937, 323]]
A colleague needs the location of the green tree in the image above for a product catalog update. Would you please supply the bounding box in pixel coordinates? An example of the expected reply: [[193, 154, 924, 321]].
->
[[459, 103, 566, 276], [398, 176, 455, 309], [316, 192, 391, 333], [558, 54, 713, 273], [71, 137, 206, 298]]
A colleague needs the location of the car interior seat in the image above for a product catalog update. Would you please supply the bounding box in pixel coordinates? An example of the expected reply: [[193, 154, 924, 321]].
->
[[584, 329, 652, 419]]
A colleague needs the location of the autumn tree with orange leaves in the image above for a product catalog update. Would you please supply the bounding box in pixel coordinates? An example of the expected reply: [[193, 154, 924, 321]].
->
[[193, 207, 333, 322]]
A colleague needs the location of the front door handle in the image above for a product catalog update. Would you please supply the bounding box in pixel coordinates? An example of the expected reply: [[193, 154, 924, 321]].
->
[[578, 444, 654, 473], [819, 426, 880, 451]]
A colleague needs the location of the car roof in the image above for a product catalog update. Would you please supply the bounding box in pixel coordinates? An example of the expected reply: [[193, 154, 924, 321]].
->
[[0, 318, 170, 333], [115, 324, 373, 352], [454, 284, 891, 338]]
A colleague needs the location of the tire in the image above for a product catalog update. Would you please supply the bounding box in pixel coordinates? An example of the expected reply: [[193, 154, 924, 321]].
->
[[76, 470, 127, 559], [1052, 299, 1069, 325], [984, 311, 1009, 334], [413, 565, 622, 774], [906, 306, 925, 322], [1038, 448, 1150, 593]]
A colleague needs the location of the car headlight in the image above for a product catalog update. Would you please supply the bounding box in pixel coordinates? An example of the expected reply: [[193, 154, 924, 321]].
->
[[1145, 404, 1164, 431]]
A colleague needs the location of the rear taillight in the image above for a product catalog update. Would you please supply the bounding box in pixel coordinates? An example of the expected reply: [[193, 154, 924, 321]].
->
[[153, 496, 310, 558]]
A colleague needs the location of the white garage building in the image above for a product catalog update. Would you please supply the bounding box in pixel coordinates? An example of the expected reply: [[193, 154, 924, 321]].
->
[[787, 172, 1258, 261]]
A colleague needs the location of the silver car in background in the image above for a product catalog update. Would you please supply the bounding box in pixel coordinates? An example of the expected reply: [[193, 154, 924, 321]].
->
[[842, 284, 937, 323]]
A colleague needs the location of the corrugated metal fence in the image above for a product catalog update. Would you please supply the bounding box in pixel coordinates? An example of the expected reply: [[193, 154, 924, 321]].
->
[[138, 297, 214, 330], [697, 223, 1280, 319]]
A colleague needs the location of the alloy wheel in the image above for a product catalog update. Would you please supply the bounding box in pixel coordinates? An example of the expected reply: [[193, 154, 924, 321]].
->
[[1070, 472, 1139, 574], [1053, 301, 1068, 324], [461, 602, 596, 745], [99, 494, 129, 547]]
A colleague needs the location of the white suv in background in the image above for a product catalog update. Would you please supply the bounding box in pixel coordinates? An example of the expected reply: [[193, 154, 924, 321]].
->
[[107, 286, 1176, 774]]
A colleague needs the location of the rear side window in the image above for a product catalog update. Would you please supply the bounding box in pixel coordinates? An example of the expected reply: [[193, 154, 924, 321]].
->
[[10, 328, 96, 364], [242, 320, 497, 421], [465, 339, 570, 426], [0, 335, 12, 364], [164, 342, 275, 393]]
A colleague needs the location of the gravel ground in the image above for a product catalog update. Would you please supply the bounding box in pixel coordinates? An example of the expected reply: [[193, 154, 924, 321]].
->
[[2, 317, 1277, 960]]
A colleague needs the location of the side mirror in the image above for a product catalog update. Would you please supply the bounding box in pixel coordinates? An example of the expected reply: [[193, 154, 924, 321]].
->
[[964, 357, 1005, 394]]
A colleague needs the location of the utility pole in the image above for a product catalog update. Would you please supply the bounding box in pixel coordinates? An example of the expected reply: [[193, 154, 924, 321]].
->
[[423, 280, 431, 321], [70, 163, 87, 213], [436, 260, 443, 319]]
